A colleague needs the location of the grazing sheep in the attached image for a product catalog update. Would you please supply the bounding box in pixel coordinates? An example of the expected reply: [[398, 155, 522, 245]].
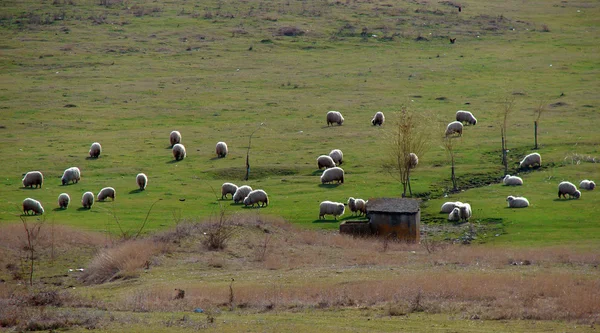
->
[[320, 167, 344, 184], [136, 173, 147, 191], [347, 197, 357, 215], [243, 189, 269, 207], [317, 155, 336, 169], [61, 167, 81, 185], [448, 207, 461, 222], [89, 142, 102, 158], [440, 201, 463, 213], [319, 201, 345, 220], [503, 174, 523, 186], [82, 191, 94, 209], [233, 185, 253, 204], [558, 181, 581, 199], [409, 153, 418, 169], [326, 111, 344, 126], [579, 180, 596, 190], [22, 198, 44, 215], [97, 187, 116, 201], [170, 130, 181, 146], [519, 153, 542, 169], [221, 182, 238, 199], [215, 141, 228, 158], [329, 149, 343, 165], [445, 121, 463, 137], [506, 196, 529, 208], [172, 143, 186, 161], [455, 110, 477, 125], [22, 171, 43, 188], [371, 111, 385, 126], [355, 198, 367, 216], [58, 193, 70, 209]]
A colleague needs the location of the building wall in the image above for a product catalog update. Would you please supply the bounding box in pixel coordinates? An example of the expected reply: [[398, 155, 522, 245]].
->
[[370, 212, 420, 243]]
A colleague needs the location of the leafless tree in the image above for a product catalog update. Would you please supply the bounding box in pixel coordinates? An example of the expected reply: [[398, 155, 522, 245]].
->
[[244, 122, 264, 181], [533, 99, 546, 150], [500, 97, 515, 176], [443, 136, 459, 191]]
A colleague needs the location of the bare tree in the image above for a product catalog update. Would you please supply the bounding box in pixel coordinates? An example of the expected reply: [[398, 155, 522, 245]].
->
[[443, 136, 459, 191], [533, 99, 546, 150], [500, 97, 515, 176], [19, 214, 45, 286], [244, 122, 264, 181]]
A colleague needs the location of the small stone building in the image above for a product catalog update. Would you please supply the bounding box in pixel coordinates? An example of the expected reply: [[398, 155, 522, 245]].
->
[[366, 198, 420, 243]]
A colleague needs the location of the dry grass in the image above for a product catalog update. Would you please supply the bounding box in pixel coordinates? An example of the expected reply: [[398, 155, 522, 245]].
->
[[0, 223, 106, 252]]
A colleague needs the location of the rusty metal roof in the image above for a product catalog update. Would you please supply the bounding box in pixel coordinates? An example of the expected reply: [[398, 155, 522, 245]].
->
[[366, 198, 420, 213]]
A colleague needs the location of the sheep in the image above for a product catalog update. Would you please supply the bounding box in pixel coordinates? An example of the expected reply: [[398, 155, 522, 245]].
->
[[440, 201, 463, 213], [371, 111, 385, 126], [22, 171, 43, 188], [136, 173, 147, 191], [455, 110, 477, 125], [61, 167, 81, 185], [22, 198, 44, 215], [82, 191, 94, 209], [221, 182, 238, 199], [329, 149, 343, 165], [355, 198, 367, 216], [445, 121, 463, 137], [320, 167, 344, 184], [326, 111, 344, 126], [319, 201, 345, 220], [172, 143, 186, 161], [317, 155, 336, 169], [58, 193, 70, 209], [347, 197, 357, 215], [233, 185, 253, 204], [97, 187, 116, 201], [448, 207, 461, 222], [506, 196, 529, 208], [519, 153, 541, 169], [458, 203, 472, 222], [215, 141, 228, 158], [503, 174, 523, 186], [170, 130, 181, 146], [579, 180, 596, 190], [243, 189, 269, 207], [558, 181, 581, 199], [89, 142, 102, 158], [409, 153, 418, 169]]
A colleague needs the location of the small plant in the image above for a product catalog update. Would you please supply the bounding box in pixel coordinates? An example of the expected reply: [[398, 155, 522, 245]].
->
[[203, 209, 237, 251]]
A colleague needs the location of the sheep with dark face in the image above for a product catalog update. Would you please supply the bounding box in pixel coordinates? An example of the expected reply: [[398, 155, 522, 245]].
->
[[170, 130, 181, 146], [371, 111, 385, 126], [89, 142, 102, 158], [22, 171, 43, 188], [326, 111, 344, 126], [579, 180, 596, 190], [558, 181, 581, 199], [456, 110, 477, 125], [216, 142, 228, 158], [319, 201, 345, 220], [23, 198, 44, 215]]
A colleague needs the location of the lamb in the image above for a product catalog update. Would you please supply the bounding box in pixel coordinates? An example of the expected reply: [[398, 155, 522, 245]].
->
[[519, 153, 541, 169], [89, 142, 102, 158], [58, 193, 70, 209], [61, 167, 81, 185], [558, 181, 581, 199], [170, 130, 181, 146], [329, 149, 343, 165], [503, 174, 523, 186], [22, 171, 43, 188], [82, 191, 94, 209], [355, 198, 367, 216], [22, 198, 44, 215], [579, 180, 596, 190], [319, 201, 345, 220], [506, 196, 529, 208], [221, 182, 238, 199], [371, 111, 385, 126], [136, 173, 147, 191], [347, 197, 357, 215], [409, 153, 418, 169], [216, 141, 228, 158], [320, 167, 344, 184], [326, 111, 344, 126], [440, 201, 463, 213], [317, 155, 336, 169], [97, 187, 116, 201], [243, 189, 269, 207], [233, 185, 253, 204], [455, 110, 477, 125], [172, 143, 186, 161], [445, 121, 463, 137]]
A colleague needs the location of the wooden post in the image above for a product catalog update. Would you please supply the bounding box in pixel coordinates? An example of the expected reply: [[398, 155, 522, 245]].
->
[[534, 120, 538, 150]]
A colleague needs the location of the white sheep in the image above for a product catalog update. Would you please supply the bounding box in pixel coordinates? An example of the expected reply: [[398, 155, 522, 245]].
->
[[89, 142, 102, 158], [319, 201, 345, 220], [136, 173, 147, 191], [455, 110, 477, 125], [221, 182, 238, 199], [216, 141, 228, 158], [458, 203, 472, 222], [243, 189, 269, 207], [445, 121, 463, 137], [503, 174, 523, 186], [440, 201, 463, 213], [347, 197, 357, 215], [519, 153, 541, 169], [409, 153, 418, 169], [448, 207, 461, 222], [371, 111, 385, 126], [320, 167, 344, 184], [233, 185, 253, 204], [326, 111, 344, 126], [317, 155, 336, 169], [579, 180, 596, 190], [22, 198, 44, 215], [22, 171, 43, 188], [58, 193, 70, 209], [506, 195, 529, 208], [355, 198, 367, 216], [170, 130, 181, 146], [172, 143, 186, 161], [97, 187, 116, 201], [82, 191, 94, 209], [329, 149, 343, 165], [558, 181, 581, 199], [61, 167, 81, 185]]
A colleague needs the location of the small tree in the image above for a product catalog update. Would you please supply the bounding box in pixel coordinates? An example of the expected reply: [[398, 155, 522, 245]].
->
[[244, 122, 264, 181], [443, 136, 459, 191], [500, 97, 515, 176], [19, 214, 45, 286], [533, 99, 546, 150]]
